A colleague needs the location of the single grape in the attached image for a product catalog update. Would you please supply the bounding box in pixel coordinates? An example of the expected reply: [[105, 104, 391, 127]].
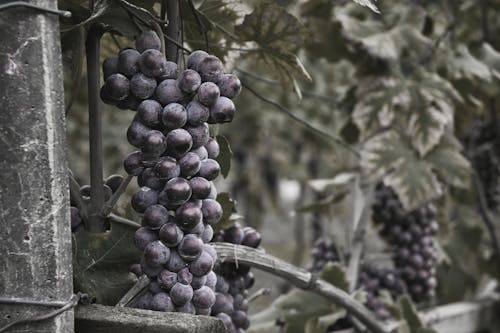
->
[[224, 225, 244, 244], [134, 227, 159, 251], [231, 310, 249, 329], [187, 50, 209, 70], [137, 100, 161, 129], [185, 101, 209, 126], [209, 96, 235, 124], [208, 182, 217, 199], [233, 294, 248, 312], [149, 281, 163, 294], [176, 301, 195, 314], [138, 167, 165, 191], [197, 55, 224, 83], [135, 292, 153, 309], [116, 93, 141, 111], [117, 48, 140, 77], [158, 61, 179, 81], [103, 56, 118, 80], [197, 82, 220, 106], [163, 177, 192, 205], [159, 222, 184, 247], [211, 292, 233, 314], [144, 240, 171, 267], [166, 129, 193, 158], [201, 199, 223, 225], [130, 73, 157, 99], [140, 257, 163, 278], [135, 31, 161, 53], [179, 152, 201, 177], [189, 177, 211, 200], [191, 274, 207, 290], [205, 138, 220, 159], [166, 249, 188, 273], [215, 276, 229, 293], [161, 103, 187, 130], [100, 85, 116, 105], [176, 202, 203, 231], [155, 79, 183, 105], [139, 49, 167, 78], [142, 204, 169, 229], [185, 123, 209, 149], [201, 224, 214, 243], [129, 263, 143, 278], [105, 174, 124, 193], [242, 227, 262, 248], [158, 269, 177, 291], [189, 251, 214, 277], [127, 121, 150, 148], [198, 159, 220, 181], [154, 156, 180, 180], [178, 234, 203, 262], [192, 286, 216, 309], [218, 74, 242, 99], [170, 282, 194, 306], [105, 73, 130, 101], [131, 187, 158, 213], [178, 69, 202, 94], [177, 267, 193, 285], [142, 130, 166, 157], [151, 292, 175, 312], [192, 146, 208, 160]]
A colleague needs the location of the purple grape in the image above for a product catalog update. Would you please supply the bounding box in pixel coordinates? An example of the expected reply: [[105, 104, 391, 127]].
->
[[155, 79, 183, 105], [154, 157, 180, 180], [209, 96, 235, 123], [144, 240, 171, 266], [137, 99, 162, 128], [191, 275, 207, 290], [211, 293, 233, 314], [116, 93, 141, 110], [142, 130, 166, 157], [208, 182, 217, 199], [130, 73, 157, 99], [176, 301, 195, 314], [198, 159, 220, 181], [218, 74, 242, 99], [166, 129, 193, 158], [158, 269, 177, 291], [103, 56, 118, 80], [201, 224, 214, 243], [151, 292, 175, 312], [232, 310, 249, 329], [205, 271, 217, 290], [130, 263, 143, 278], [159, 222, 184, 247], [177, 267, 193, 285], [242, 227, 261, 248], [117, 48, 140, 77], [142, 204, 169, 229], [176, 202, 203, 231], [127, 121, 150, 148], [186, 101, 209, 126], [192, 286, 216, 309], [131, 187, 158, 213], [179, 152, 201, 177], [100, 85, 116, 105], [170, 282, 194, 306], [158, 61, 179, 81], [166, 249, 187, 272], [195, 307, 211, 315], [192, 146, 208, 160], [224, 225, 244, 244], [189, 251, 214, 277], [233, 294, 248, 311], [105, 73, 130, 101], [187, 50, 209, 70], [189, 177, 211, 199], [140, 257, 163, 278], [134, 227, 159, 251], [197, 55, 224, 83], [163, 177, 191, 205], [197, 82, 220, 106], [216, 313, 235, 332], [185, 123, 209, 149], [136, 292, 153, 309], [201, 199, 223, 225], [178, 234, 203, 261], [138, 167, 165, 191], [135, 31, 161, 53], [205, 138, 220, 159], [139, 49, 167, 78], [178, 69, 202, 94], [215, 276, 229, 293], [161, 103, 187, 130], [149, 281, 163, 294], [105, 174, 124, 193]]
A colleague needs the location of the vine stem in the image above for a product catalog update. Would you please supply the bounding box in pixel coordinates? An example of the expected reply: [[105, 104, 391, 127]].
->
[[85, 24, 106, 232], [165, 0, 181, 62], [213, 243, 390, 333]]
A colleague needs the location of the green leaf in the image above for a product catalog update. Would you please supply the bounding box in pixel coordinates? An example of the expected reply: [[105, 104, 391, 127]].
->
[[320, 263, 350, 292], [215, 192, 235, 232], [73, 223, 141, 305], [361, 130, 443, 209], [445, 44, 492, 82], [216, 135, 232, 179], [399, 295, 423, 331]]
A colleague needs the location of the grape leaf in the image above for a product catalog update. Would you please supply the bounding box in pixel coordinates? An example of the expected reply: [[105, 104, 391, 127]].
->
[[445, 44, 492, 82], [320, 263, 350, 292], [216, 135, 232, 178], [362, 130, 443, 209], [400, 295, 424, 331], [214, 192, 235, 232]]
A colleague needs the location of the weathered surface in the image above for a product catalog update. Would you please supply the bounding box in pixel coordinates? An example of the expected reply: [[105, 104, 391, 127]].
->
[[75, 304, 226, 333], [0, 1, 73, 332]]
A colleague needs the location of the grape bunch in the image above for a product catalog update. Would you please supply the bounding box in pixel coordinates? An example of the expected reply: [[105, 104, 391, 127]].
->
[[100, 30, 242, 314], [359, 265, 406, 320], [70, 174, 125, 233], [211, 224, 262, 333], [372, 184, 438, 303], [309, 237, 340, 273], [465, 121, 500, 210]]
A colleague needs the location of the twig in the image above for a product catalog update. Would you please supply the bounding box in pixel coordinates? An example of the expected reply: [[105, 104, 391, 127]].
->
[[187, 0, 209, 51], [248, 288, 272, 303], [0, 1, 71, 17], [108, 213, 142, 229], [101, 174, 133, 216], [242, 81, 360, 158], [471, 169, 500, 261], [213, 243, 390, 333], [116, 275, 150, 307], [115, 0, 165, 24]]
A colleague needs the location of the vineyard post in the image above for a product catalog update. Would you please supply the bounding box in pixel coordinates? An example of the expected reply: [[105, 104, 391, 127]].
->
[[0, 1, 74, 332]]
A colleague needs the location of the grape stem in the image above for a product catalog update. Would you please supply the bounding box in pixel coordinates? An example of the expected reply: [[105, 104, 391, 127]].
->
[[248, 288, 272, 303], [108, 213, 142, 229], [165, 0, 181, 62], [213, 243, 390, 333], [116, 275, 150, 307], [241, 81, 360, 158]]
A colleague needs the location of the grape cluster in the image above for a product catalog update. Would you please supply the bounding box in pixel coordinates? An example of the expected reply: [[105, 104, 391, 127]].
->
[[372, 184, 438, 303], [466, 121, 500, 210], [309, 237, 340, 273], [70, 174, 125, 232], [359, 265, 406, 320], [211, 224, 261, 333], [100, 31, 242, 314]]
